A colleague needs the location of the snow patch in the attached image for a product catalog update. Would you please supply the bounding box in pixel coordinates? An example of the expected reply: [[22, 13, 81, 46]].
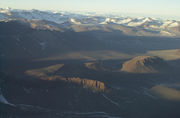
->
[[0, 92, 15, 106], [161, 20, 173, 28], [0, 94, 9, 104], [70, 18, 81, 25], [117, 18, 132, 24], [100, 18, 117, 24], [160, 31, 174, 36], [168, 22, 179, 27]]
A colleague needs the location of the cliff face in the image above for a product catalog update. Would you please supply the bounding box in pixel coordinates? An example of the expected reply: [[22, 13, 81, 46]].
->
[[47, 77, 106, 92], [121, 56, 170, 73], [25, 64, 106, 92]]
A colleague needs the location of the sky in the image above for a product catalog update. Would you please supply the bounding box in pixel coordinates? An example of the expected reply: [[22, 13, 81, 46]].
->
[[0, 0, 180, 20]]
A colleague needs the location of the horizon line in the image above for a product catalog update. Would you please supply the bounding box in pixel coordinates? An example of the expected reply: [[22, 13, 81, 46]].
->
[[1, 7, 180, 21]]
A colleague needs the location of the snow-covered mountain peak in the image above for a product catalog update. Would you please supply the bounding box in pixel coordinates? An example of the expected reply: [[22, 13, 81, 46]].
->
[[0, 8, 180, 37]]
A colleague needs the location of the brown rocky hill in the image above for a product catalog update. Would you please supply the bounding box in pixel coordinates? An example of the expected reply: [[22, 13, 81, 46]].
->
[[121, 56, 170, 73]]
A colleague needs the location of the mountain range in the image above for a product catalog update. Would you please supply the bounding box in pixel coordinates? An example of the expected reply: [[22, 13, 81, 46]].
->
[[1, 8, 180, 37]]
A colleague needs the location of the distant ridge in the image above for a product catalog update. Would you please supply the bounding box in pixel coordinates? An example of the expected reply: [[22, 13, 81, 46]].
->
[[0, 8, 180, 37]]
